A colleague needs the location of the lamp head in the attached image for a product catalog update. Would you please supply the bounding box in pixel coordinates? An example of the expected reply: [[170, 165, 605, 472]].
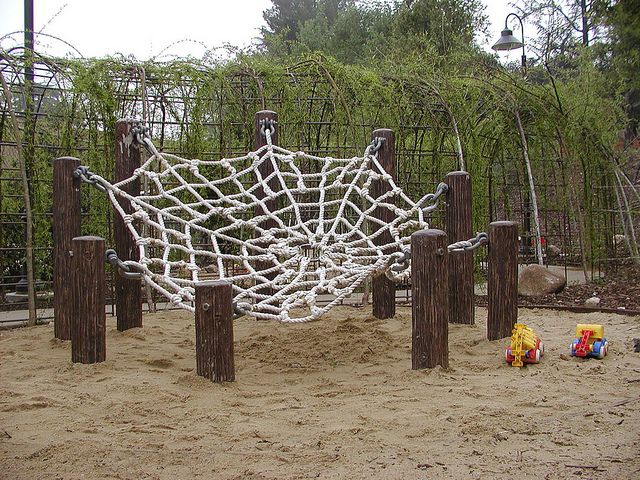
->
[[491, 29, 524, 51]]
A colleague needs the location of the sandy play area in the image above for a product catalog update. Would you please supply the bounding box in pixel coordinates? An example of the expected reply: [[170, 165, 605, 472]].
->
[[1, 306, 639, 479]]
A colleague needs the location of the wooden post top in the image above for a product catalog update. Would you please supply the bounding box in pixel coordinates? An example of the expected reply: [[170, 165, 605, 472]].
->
[[490, 221, 518, 228], [255, 110, 278, 118], [52, 156, 81, 164], [412, 228, 446, 239], [73, 235, 104, 242], [446, 171, 470, 178]]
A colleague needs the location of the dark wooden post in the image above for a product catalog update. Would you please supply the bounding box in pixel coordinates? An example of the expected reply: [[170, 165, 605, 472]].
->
[[71, 236, 106, 364], [195, 281, 235, 383], [114, 120, 142, 331], [53, 157, 81, 340], [371, 128, 396, 319], [487, 221, 518, 340], [411, 229, 449, 369], [253, 110, 279, 295], [445, 171, 474, 325]]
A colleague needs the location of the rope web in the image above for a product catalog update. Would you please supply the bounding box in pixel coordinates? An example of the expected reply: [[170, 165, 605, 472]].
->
[[80, 121, 450, 323]]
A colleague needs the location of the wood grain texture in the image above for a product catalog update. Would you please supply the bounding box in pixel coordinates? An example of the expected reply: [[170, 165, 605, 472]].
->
[[411, 229, 449, 369], [71, 236, 106, 364], [371, 129, 396, 320], [445, 171, 474, 325], [114, 120, 142, 331], [195, 281, 235, 383], [487, 221, 518, 340], [53, 157, 81, 340]]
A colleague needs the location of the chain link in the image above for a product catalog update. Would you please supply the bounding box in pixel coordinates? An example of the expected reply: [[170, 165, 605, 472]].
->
[[421, 182, 449, 214], [259, 118, 276, 137], [73, 165, 108, 193], [448, 232, 488, 253], [368, 136, 385, 155], [105, 249, 144, 280]]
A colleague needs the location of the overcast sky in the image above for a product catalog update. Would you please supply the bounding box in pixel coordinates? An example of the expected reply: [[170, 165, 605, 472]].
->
[[0, 0, 530, 63]]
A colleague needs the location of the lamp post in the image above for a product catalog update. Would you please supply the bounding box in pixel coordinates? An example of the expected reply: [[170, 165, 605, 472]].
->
[[492, 13, 532, 256], [492, 13, 526, 72]]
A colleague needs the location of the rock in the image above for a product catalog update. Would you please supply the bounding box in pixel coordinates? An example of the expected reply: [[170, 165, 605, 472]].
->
[[584, 296, 601, 307], [546, 244, 562, 258], [518, 264, 566, 296]]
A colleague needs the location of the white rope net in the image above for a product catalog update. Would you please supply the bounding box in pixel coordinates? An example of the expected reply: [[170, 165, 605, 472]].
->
[[86, 123, 448, 322]]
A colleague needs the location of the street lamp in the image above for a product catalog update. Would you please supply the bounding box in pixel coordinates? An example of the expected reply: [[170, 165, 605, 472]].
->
[[492, 13, 526, 71]]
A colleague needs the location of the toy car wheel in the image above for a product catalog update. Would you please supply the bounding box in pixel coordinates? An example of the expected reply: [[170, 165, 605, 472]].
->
[[539, 342, 545, 355], [505, 349, 513, 363], [570, 343, 576, 356], [534, 349, 541, 363], [597, 343, 606, 359]]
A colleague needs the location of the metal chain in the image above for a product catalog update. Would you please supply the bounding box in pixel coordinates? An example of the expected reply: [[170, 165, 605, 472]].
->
[[421, 182, 449, 214], [448, 232, 488, 253], [73, 165, 108, 193], [105, 249, 143, 280], [368, 136, 385, 155], [259, 118, 276, 137]]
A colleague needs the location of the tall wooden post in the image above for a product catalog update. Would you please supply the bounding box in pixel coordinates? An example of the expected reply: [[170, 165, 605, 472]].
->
[[71, 236, 106, 364], [114, 120, 142, 331], [487, 221, 518, 340], [371, 128, 396, 319], [254, 110, 279, 295], [195, 281, 235, 383], [411, 229, 449, 369], [53, 157, 82, 340], [445, 171, 474, 325]]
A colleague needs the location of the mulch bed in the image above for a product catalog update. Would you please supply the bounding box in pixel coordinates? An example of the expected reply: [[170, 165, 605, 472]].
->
[[476, 261, 640, 313]]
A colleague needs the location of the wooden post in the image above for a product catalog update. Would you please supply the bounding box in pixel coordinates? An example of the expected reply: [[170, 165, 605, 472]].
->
[[371, 128, 396, 319], [71, 236, 106, 364], [445, 171, 474, 325], [253, 110, 279, 295], [114, 120, 142, 331], [195, 281, 235, 383], [411, 229, 449, 369], [487, 221, 518, 340], [53, 157, 81, 340]]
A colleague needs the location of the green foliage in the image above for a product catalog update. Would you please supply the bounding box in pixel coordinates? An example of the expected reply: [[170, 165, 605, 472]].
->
[[260, 0, 488, 67]]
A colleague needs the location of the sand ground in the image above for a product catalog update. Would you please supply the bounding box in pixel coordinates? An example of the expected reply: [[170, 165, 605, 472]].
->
[[1, 306, 639, 480]]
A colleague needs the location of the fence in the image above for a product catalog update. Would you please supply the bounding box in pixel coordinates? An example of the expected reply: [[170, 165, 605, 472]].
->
[[0, 52, 637, 321]]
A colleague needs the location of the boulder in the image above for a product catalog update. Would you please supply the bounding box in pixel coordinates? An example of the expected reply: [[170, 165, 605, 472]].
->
[[518, 264, 566, 297], [546, 244, 562, 259], [584, 296, 601, 307]]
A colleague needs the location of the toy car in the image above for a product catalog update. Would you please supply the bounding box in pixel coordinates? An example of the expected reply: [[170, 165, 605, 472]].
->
[[570, 324, 608, 359], [505, 323, 544, 367]]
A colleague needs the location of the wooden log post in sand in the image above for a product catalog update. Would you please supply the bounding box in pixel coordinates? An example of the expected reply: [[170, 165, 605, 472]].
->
[[53, 157, 81, 340], [71, 236, 106, 364], [411, 229, 449, 369], [371, 128, 396, 320], [195, 281, 235, 383], [487, 221, 519, 340]]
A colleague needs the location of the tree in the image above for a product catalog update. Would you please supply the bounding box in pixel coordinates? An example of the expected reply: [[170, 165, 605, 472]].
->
[[514, 0, 610, 61], [605, 0, 640, 89]]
